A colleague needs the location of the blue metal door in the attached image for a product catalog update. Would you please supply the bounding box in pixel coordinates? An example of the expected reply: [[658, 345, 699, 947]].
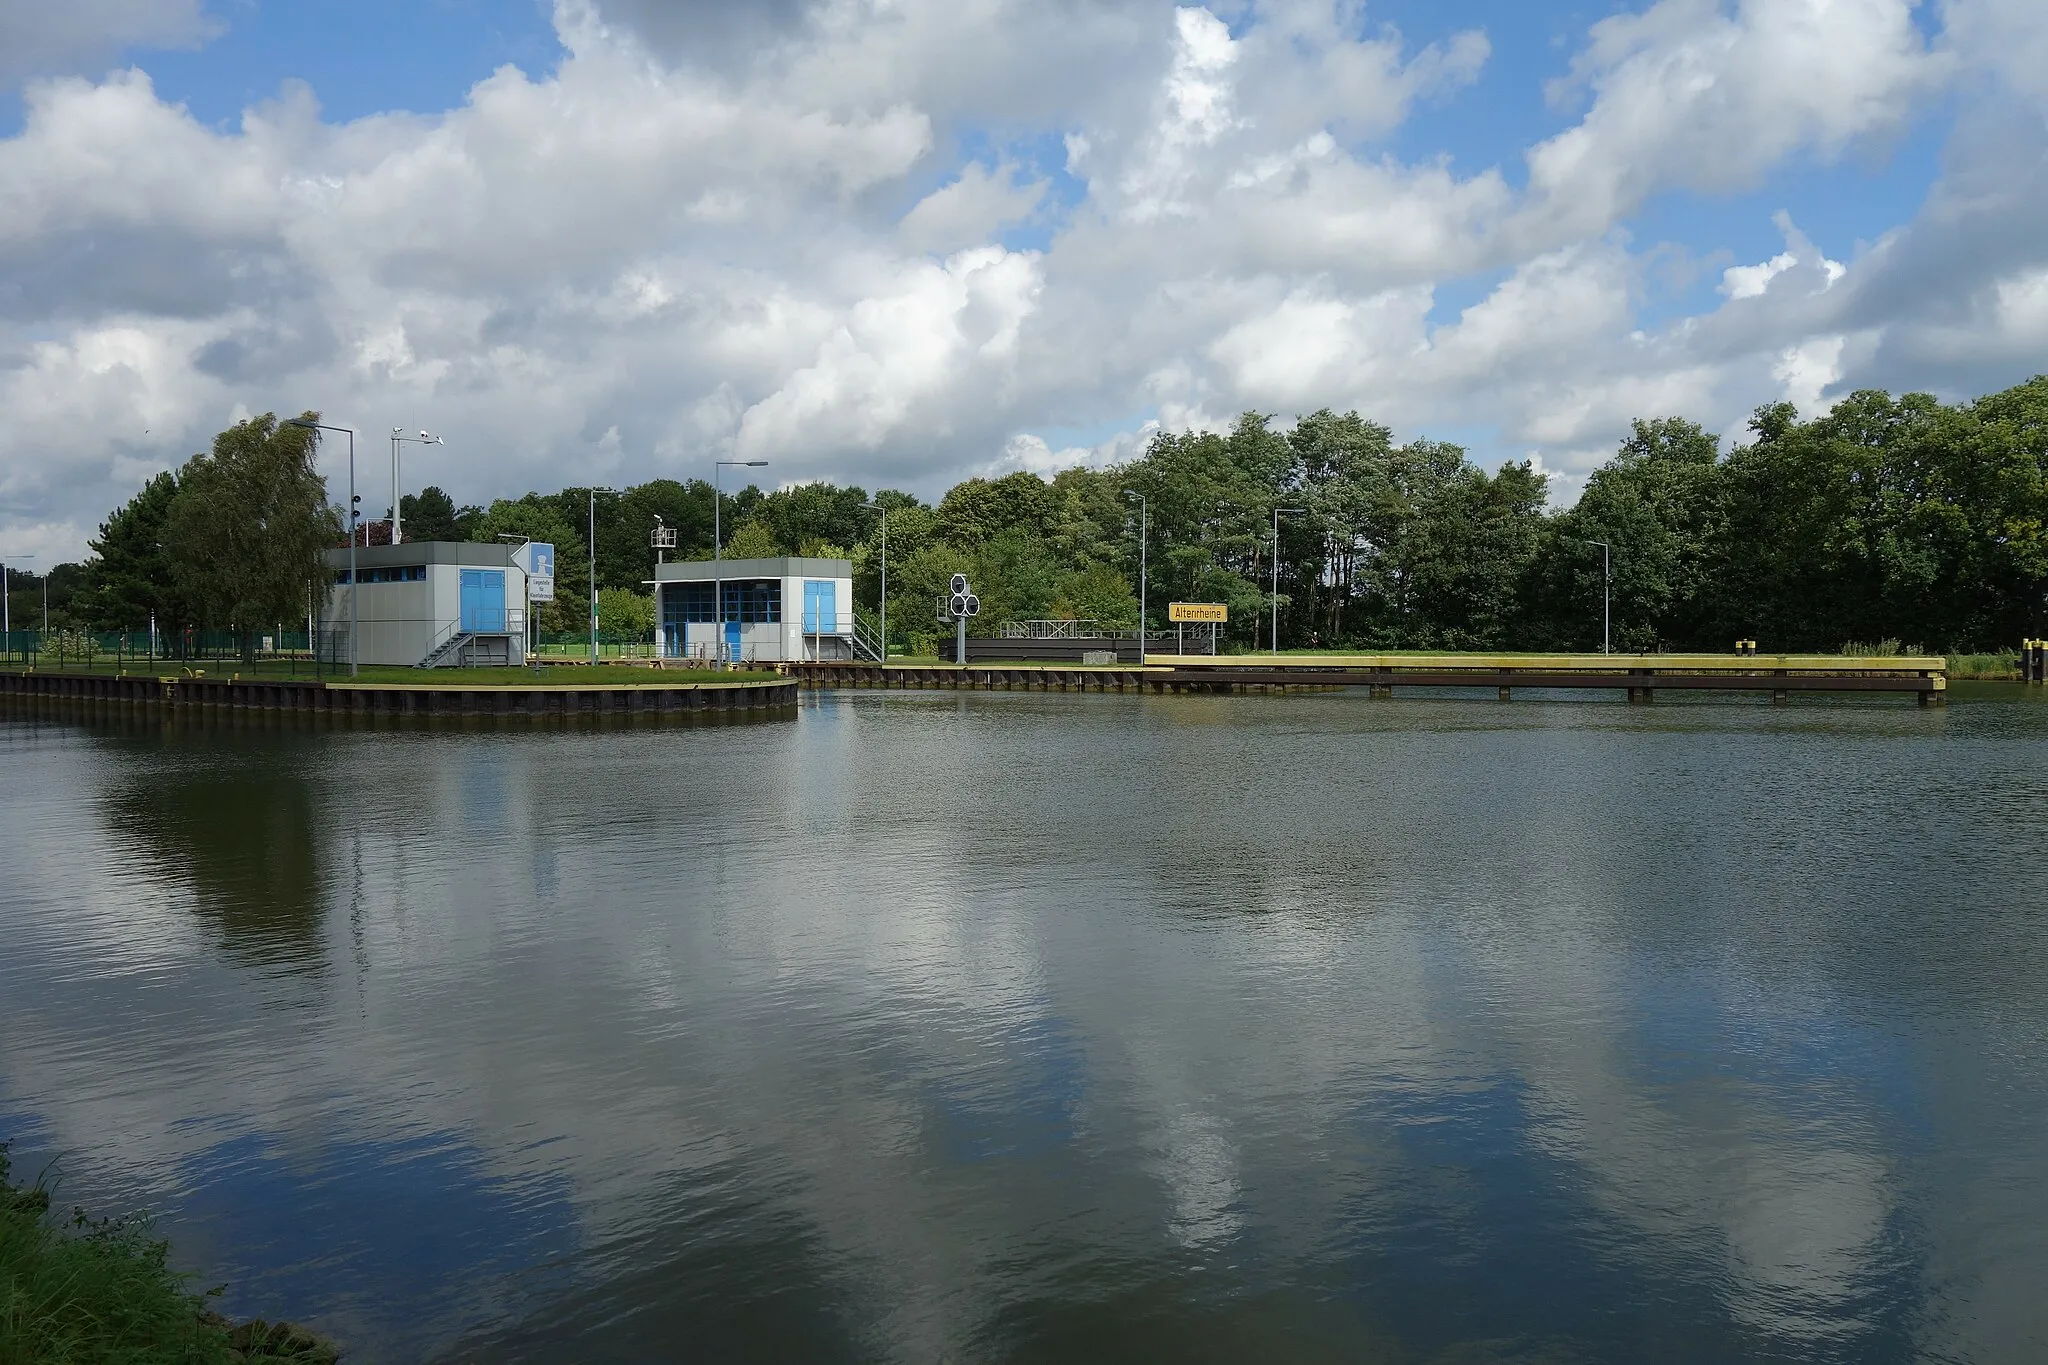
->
[[460, 569, 506, 632], [802, 581, 837, 634], [724, 619, 742, 662]]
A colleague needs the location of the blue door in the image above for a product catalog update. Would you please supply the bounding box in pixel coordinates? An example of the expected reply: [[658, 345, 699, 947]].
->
[[724, 620, 742, 662], [802, 581, 837, 633], [460, 569, 506, 632]]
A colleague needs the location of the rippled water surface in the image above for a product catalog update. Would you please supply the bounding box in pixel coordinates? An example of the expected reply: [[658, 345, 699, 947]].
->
[[4, 686, 2047, 1362]]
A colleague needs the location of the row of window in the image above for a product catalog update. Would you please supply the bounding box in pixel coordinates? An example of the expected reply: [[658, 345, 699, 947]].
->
[[661, 581, 784, 624], [334, 565, 427, 584]]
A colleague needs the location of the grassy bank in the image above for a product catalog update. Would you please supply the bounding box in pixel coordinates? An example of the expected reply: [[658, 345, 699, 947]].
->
[[1946, 652, 2020, 680], [0, 1146, 335, 1363], [0, 660, 779, 687]]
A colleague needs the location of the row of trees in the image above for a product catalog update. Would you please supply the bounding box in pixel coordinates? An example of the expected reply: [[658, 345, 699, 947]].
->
[[36, 376, 2048, 654], [32, 414, 336, 660]]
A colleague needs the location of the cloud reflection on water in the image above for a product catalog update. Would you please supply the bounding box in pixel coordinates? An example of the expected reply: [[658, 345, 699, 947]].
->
[[1, 693, 2045, 1361]]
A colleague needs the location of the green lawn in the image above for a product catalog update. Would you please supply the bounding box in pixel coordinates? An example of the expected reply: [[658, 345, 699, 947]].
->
[[2, 659, 780, 687]]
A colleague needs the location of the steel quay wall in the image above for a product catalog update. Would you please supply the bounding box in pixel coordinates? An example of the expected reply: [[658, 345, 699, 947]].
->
[[0, 670, 799, 716], [786, 655, 1946, 703]]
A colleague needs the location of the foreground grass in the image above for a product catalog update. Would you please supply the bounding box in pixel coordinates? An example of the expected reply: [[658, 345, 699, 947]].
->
[[326, 664, 780, 687], [1, 659, 779, 687], [1947, 651, 2019, 680], [0, 1146, 334, 1363]]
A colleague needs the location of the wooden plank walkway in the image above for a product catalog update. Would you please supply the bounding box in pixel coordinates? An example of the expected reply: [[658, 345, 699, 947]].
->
[[787, 654, 1946, 704]]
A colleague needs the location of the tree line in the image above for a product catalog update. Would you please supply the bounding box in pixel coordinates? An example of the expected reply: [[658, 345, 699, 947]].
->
[[24, 375, 2048, 654]]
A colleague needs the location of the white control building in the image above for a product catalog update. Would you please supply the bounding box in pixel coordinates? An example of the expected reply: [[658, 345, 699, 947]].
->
[[651, 556, 862, 664], [322, 542, 531, 668]]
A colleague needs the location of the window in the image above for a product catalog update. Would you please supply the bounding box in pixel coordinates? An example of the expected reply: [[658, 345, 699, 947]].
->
[[723, 580, 781, 623], [674, 583, 716, 622], [666, 580, 780, 622], [334, 565, 425, 584]]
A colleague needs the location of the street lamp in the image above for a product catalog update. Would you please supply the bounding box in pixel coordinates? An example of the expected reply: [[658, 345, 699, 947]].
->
[[286, 419, 358, 677], [389, 429, 443, 544], [860, 499, 888, 662], [714, 459, 767, 666], [588, 486, 615, 665], [0, 553, 32, 660], [1576, 538, 1612, 654], [1272, 506, 1306, 655], [1125, 490, 1147, 665]]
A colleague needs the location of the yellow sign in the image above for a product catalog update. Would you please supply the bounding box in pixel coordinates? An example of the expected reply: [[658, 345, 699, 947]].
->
[[1168, 602, 1228, 623]]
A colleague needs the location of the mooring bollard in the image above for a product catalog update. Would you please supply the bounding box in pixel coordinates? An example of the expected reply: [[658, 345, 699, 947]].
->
[[1734, 638, 1758, 657], [2024, 638, 2048, 684]]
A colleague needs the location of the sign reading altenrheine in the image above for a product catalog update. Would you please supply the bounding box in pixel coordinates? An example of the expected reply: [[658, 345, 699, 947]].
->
[[1169, 602, 1227, 623]]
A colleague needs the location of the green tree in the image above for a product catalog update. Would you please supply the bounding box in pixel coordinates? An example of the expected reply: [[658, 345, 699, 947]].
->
[[622, 478, 716, 568], [935, 471, 1061, 546], [473, 497, 587, 632], [1521, 417, 1725, 650], [82, 470, 183, 628], [397, 485, 479, 542], [160, 413, 340, 660], [1049, 562, 1139, 627], [597, 587, 655, 638], [758, 481, 873, 554], [725, 519, 781, 558]]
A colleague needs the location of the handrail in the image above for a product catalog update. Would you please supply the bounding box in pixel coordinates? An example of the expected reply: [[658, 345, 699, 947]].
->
[[416, 607, 528, 667], [850, 609, 885, 662]]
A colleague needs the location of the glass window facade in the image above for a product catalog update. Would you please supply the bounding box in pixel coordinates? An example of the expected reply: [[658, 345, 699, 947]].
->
[[665, 580, 779, 623], [334, 565, 426, 584], [724, 581, 780, 623]]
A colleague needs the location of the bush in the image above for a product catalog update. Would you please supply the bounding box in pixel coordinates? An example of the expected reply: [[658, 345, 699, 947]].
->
[[36, 629, 100, 664]]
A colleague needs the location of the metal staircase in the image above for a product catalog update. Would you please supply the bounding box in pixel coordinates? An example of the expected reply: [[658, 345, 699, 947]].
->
[[418, 631, 478, 669], [415, 608, 526, 668], [851, 610, 886, 662]]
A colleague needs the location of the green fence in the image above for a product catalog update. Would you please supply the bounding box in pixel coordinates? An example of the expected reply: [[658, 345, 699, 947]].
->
[[0, 628, 350, 672], [533, 631, 658, 660]]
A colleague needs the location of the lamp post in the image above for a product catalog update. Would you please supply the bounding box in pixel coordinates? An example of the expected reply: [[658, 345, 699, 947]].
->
[[388, 429, 443, 544], [1272, 506, 1306, 655], [587, 486, 615, 665], [1577, 538, 1612, 654], [860, 499, 888, 661], [286, 419, 358, 677], [0, 554, 32, 661], [1125, 490, 1147, 665], [713, 459, 767, 666]]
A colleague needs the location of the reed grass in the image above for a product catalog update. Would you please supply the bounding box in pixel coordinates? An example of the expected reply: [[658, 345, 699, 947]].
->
[[0, 1145, 335, 1363], [1945, 651, 2020, 680]]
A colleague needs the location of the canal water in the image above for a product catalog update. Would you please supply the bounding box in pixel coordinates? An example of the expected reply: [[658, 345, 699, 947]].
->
[[2, 687, 2045, 1363]]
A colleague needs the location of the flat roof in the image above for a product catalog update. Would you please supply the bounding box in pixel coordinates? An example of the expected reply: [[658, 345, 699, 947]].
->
[[653, 556, 852, 583], [324, 541, 518, 570]]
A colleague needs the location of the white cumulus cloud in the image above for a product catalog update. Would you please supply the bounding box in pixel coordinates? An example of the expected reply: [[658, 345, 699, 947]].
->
[[2, 0, 2044, 560]]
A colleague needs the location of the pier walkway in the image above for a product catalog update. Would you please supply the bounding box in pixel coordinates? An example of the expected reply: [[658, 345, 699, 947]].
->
[[788, 653, 1946, 704]]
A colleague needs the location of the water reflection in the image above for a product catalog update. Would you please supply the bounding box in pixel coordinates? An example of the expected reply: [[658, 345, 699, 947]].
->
[[2, 689, 2046, 1362], [103, 766, 325, 970]]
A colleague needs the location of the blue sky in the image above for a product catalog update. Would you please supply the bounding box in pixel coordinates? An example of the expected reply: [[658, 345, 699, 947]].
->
[[1, 0, 2043, 558]]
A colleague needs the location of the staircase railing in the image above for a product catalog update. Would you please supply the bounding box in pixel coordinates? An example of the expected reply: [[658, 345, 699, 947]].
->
[[416, 607, 527, 668], [850, 609, 886, 662]]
